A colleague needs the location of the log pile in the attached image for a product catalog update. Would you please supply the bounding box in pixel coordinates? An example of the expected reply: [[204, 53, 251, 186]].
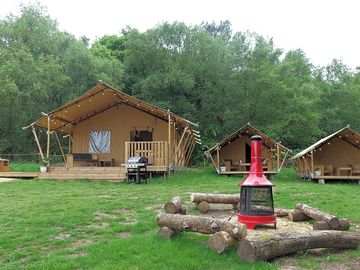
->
[[288, 203, 351, 231], [190, 193, 240, 213], [238, 230, 360, 262]]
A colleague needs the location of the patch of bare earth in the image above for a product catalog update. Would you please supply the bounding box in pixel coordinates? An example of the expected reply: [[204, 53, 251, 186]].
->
[[112, 208, 131, 215], [69, 252, 88, 258], [53, 232, 71, 240], [0, 178, 19, 183], [118, 218, 137, 225], [117, 232, 132, 239], [319, 257, 360, 270], [70, 239, 93, 248], [86, 222, 109, 229], [94, 211, 117, 220], [144, 204, 163, 211]]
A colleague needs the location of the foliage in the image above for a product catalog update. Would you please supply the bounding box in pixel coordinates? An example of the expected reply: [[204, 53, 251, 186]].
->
[[2, 4, 360, 162]]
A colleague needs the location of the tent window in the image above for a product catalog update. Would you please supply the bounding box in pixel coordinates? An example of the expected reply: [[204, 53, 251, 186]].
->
[[89, 131, 111, 153], [130, 130, 153, 142]]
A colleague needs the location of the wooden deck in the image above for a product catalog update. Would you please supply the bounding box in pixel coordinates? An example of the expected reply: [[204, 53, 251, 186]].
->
[[219, 171, 278, 176], [0, 172, 38, 178], [0, 165, 169, 182], [314, 175, 360, 180]]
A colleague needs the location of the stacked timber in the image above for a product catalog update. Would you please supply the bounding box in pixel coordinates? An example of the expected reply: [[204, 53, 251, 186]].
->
[[190, 193, 240, 213], [238, 230, 360, 262], [287, 203, 350, 231], [156, 213, 247, 253]]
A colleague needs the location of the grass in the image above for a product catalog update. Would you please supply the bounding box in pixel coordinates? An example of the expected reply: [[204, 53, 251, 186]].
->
[[10, 162, 39, 172], [0, 166, 359, 269]]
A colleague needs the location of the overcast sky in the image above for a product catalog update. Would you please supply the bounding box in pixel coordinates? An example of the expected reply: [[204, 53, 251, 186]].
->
[[1, 0, 359, 69]]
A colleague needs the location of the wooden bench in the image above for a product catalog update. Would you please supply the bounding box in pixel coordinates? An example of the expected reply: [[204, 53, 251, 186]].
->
[[67, 153, 98, 167]]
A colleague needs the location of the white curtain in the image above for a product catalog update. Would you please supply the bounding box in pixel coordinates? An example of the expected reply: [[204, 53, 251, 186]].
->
[[89, 131, 111, 153]]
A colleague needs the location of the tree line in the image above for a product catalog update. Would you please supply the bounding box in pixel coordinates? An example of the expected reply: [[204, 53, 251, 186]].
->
[[1, 4, 359, 162]]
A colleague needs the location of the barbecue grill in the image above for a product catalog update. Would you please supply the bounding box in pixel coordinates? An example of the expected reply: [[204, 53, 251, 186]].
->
[[122, 156, 148, 184]]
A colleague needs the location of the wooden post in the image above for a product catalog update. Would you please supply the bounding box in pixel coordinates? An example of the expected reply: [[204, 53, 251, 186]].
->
[[172, 126, 188, 165], [31, 126, 45, 160], [216, 144, 220, 173], [168, 110, 171, 177], [278, 150, 289, 172], [68, 134, 72, 153], [276, 143, 280, 171], [185, 138, 196, 167], [47, 115, 51, 158], [54, 132, 66, 163], [311, 150, 314, 177]]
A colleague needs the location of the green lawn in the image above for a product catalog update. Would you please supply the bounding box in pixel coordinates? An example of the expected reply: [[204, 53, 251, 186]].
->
[[0, 167, 359, 269]]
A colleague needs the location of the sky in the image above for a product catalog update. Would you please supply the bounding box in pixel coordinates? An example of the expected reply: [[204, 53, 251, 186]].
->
[[1, 0, 359, 69]]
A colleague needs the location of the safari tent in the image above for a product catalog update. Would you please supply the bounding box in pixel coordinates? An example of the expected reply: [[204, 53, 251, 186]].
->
[[292, 126, 360, 181], [205, 124, 289, 176], [24, 81, 200, 180]]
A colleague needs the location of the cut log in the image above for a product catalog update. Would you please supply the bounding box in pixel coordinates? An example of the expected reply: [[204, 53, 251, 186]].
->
[[179, 205, 187, 215], [158, 226, 178, 239], [164, 196, 182, 214], [196, 201, 210, 213], [233, 202, 240, 211], [191, 193, 240, 204], [295, 203, 340, 228], [208, 231, 234, 254], [238, 230, 360, 262], [274, 208, 291, 217], [156, 213, 247, 239], [313, 220, 350, 231], [288, 209, 311, 222]]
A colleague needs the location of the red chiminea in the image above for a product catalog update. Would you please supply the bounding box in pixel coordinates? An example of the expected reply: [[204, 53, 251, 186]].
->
[[237, 135, 276, 229]]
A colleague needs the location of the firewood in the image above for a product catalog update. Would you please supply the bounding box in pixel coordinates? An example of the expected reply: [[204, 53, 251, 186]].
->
[[156, 213, 247, 239], [158, 226, 178, 239], [208, 231, 234, 253], [295, 203, 340, 228], [288, 209, 311, 222], [238, 231, 360, 262], [179, 205, 187, 215], [274, 208, 291, 217], [196, 201, 210, 213], [191, 193, 240, 204], [164, 196, 183, 214], [313, 220, 350, 231]]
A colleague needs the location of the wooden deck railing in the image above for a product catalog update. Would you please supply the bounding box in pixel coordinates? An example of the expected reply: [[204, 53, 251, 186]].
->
[[125, 141, 168, 167]]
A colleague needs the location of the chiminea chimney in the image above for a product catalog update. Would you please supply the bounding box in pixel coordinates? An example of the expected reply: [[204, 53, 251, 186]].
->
[[237, 135, 276, 229]]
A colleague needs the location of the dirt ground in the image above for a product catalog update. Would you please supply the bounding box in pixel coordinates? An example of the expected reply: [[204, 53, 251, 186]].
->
[[197, 204, 358, 270]]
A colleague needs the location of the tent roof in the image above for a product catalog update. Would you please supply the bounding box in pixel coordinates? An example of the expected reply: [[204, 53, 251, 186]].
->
[[205, 123, 288, 155], [292, 126, 360, 159], [25, 81, 200, 138]]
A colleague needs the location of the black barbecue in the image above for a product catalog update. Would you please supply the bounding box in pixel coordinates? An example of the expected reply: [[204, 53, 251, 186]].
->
[[122, 156, 148, 184]]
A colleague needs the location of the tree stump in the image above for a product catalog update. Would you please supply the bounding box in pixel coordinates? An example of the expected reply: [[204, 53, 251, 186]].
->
[[295, 203, 340, 228], [164, 196, 183, 214], [238, 231, 360, 262], [288, 209, 311, 222], [208, 231, 234, 253], [156, 213, 247, 239]]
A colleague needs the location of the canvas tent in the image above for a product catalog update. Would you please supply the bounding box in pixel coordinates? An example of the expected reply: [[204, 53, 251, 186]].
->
[[292, 126, 360, 181], [205, 124, 289, 176], [24, 81, 201, 174]]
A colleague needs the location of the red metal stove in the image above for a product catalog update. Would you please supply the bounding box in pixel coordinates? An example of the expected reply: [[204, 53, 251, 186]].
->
[[237, 135, 276, 229]]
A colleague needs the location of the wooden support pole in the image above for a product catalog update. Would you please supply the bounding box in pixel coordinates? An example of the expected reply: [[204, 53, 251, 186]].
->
[[311, 150, 314, 177], [178, 133, 191, 166], [54, 132, 66, 163], [168, 110, 171, 176], [278, 149, 289, 172], [172, 126, 188, 165], [68, 134, 72, 153], [47, 115, 51, 158], [185, 139, 196, 167], [276, 143, 280, 171], [31, 126, 45, 160], [216, 145, 220, 173]]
